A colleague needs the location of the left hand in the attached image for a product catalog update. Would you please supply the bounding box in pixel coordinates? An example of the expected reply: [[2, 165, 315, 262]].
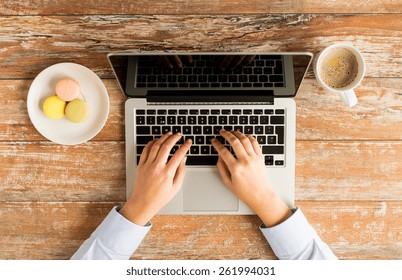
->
[[120, 132, 192, 226]]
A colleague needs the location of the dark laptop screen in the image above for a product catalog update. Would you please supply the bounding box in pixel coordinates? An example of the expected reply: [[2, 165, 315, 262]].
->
[[108, 54, 312, 100]]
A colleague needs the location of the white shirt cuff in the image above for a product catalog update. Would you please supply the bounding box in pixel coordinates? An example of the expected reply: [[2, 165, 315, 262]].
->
[[92, 206, 151, 254], [71, 206, 151, 260], [260, 208, 337, 260]]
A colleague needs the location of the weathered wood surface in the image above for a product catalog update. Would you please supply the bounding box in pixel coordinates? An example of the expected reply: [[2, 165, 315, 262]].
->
[[1, 78, 401, 142], [0, 14, 401, 79], [0, 140, 401, 202], [1, 0, 401, 15], [0, 0, 401, 260], [0, 202, 400, 260]]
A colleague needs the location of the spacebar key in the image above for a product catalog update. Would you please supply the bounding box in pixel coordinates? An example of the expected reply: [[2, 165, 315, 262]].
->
[[186, 156, 218, 165]]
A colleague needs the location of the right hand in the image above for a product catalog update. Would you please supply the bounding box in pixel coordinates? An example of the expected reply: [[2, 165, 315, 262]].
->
[[211, 130, 292, 227]]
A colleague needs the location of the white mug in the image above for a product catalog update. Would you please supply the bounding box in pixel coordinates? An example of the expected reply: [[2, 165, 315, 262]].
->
[[313, 43, 366, 107]]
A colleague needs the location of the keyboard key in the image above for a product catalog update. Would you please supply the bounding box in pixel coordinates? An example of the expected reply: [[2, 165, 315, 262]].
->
[[262, 146, 284, 154], [193, 126, 202, 134], [183, 126, 191, 134], [201, 146, 210, 154], [146, 116, 155, 125], [219, 116, 228, 125], [268, 135, 276, 144], [271, 116, 285, 124], [157, 116, 165, 124], [265, 126, 274, 134], [275, 160, 284, 166], [136, 110, 145, 115], [196, 136, 205, 144], [186, 156, 218, 165], [136, 126, 150, 135], [276, 126, 285, 144], [167, 116, 176, 124], [190, 146, 199, 154], [137, 136, 154, 144], [151, 126, 161, 134], [208, 116, 217, 124], [179, 109, 188, 114], [136, 116, 145, 125], [203, 126, 213, 134], [137, 145, 145, 154]]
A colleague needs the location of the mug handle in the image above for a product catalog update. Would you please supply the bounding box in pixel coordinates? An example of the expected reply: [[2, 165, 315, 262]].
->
[[338, 90, 358, 107]]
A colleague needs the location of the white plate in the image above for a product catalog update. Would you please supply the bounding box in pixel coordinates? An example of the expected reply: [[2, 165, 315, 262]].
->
[[27, 63, 109, 145]]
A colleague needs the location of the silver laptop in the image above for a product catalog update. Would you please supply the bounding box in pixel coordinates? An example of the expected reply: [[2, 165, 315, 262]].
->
[[108, 53, 312, 214]]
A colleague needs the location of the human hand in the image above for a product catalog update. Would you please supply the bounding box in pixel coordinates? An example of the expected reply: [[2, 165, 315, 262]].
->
[[211, 130, 292, 227], [120, 132, 192, 226], [215, 55, 256, 71], [151, 55, 193, 70]]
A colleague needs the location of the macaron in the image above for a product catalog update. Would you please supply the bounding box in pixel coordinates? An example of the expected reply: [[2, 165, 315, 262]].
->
[[65, 99, 89, 123], [55, 77, 80, 102], [43, 96, 66, 120]]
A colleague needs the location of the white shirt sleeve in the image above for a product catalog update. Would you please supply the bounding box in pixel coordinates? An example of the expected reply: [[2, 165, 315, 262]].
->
[[260, 208, 337, 260], [71, 206, 151, 260]]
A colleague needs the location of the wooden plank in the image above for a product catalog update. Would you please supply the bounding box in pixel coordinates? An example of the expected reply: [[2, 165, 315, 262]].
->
[[0, 0, 401, 15], [0, 142, 126, 202], [0, 201, 400, 259], [1, 78, 401, 142], [0, 15, 401, 79], [0, 141, 401, 202]]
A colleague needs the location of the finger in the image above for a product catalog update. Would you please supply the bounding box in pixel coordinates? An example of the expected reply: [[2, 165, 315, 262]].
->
[[154, 132, 183, 163], [168, 55, 183, 68], [239, 55, 256, 67], [167, 138, 192, 170], [231, 130, 255, 155], [228, 55, 246, 70], [219, 55, 235, 71], [219, 129, 249, 158], [138, 139, 157, 165], [147, 132, 173, 162], [172, 156, 187, 190], [159, 56, 174, 70], [211, 137, 236, 166], [248, 135, 263, 156], [180, 55, 193, 65], [216, 156, 233, 188]]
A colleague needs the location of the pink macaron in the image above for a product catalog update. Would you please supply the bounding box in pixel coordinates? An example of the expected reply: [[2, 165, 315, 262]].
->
[[55, 77, 80, 102]]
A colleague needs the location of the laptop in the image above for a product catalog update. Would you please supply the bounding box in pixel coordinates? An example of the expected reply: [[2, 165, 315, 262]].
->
[[108, 53, 313, 214]]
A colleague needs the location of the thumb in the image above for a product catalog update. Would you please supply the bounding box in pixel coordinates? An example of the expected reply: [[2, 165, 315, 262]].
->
[[172, 156, 187, 190]]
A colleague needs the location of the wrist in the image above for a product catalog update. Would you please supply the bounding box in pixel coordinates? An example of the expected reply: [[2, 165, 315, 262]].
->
[[251, 190, 292, 228], [119, 199, 154, 226]]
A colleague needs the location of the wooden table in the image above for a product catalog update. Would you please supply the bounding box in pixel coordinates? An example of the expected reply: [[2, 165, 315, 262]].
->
[[0, 1, 401, 260]]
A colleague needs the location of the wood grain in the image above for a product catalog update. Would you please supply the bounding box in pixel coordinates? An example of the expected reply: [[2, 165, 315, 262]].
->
[[0, 14, 401, 79], [1, 0, 401, 15], [0, 141, 401, 202], [0, 201, 399, 259], [1, 78, 401, 142]]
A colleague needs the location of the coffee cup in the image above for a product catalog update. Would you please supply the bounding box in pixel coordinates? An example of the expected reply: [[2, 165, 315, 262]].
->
[[314, 43, 365, 107]]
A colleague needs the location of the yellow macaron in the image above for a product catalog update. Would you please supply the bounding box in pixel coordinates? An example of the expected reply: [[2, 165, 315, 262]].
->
[[65, 99, 89, 123], [43, 96, 66, 120]]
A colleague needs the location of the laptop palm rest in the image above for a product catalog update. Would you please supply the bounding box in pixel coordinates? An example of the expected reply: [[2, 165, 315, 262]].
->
[[183, 169, 239, 211]]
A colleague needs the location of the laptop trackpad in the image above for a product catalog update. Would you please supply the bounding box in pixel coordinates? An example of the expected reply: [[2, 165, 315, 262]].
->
[[183, 170, 238, 212]]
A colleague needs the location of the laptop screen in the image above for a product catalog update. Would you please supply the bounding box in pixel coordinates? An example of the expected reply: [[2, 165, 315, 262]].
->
[[108, 53, 312, 100]]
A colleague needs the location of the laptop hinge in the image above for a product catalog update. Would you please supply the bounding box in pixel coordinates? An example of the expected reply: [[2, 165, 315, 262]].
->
[[146, 90, 274, 104]]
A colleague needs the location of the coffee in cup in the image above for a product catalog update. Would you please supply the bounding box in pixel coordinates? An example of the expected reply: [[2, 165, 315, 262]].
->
[[314, 43, 365, 107]]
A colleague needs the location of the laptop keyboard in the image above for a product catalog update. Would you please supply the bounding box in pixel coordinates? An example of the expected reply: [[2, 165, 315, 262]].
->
[[135, 108, 286, 166], [135, 55, 285, 89]]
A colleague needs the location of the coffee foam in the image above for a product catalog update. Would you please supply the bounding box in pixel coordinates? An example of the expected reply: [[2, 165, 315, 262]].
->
[[320, 48, 359, 89]]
